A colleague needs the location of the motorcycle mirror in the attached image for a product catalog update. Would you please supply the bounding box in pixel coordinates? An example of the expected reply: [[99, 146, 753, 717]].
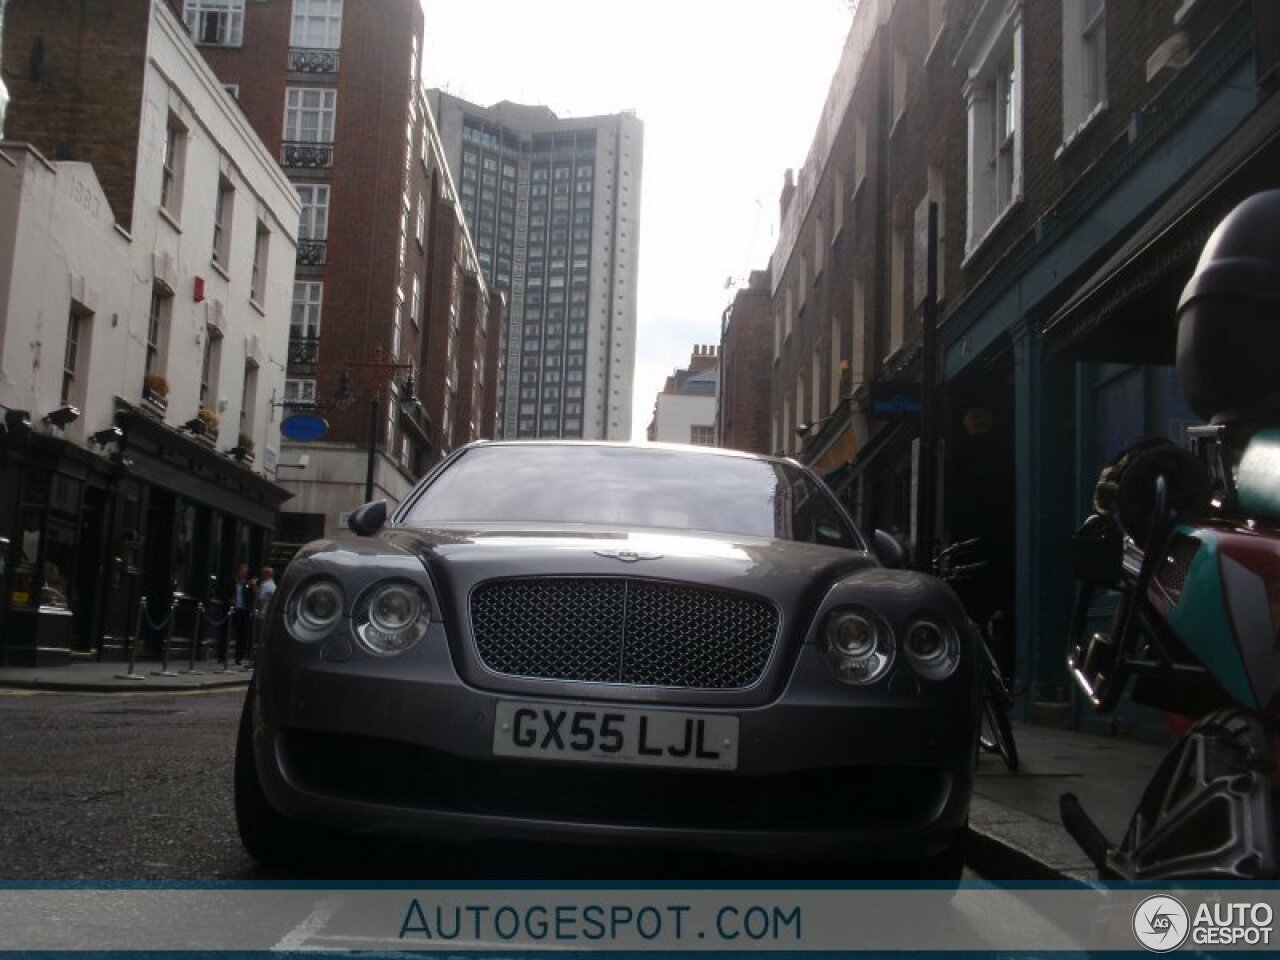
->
[[872, 529, 908, 569], [348, 500, 387, 537]]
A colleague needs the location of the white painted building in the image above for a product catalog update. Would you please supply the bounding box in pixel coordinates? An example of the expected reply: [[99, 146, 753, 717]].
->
[[647, 345, 719, 446], [0, 0, 298, 666]]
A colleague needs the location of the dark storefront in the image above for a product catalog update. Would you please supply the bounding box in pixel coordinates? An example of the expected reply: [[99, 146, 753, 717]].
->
[[0, 400, 292, 667]]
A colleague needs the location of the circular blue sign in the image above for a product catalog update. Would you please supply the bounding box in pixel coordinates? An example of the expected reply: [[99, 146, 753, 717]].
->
[[280, 413, 329, 442]]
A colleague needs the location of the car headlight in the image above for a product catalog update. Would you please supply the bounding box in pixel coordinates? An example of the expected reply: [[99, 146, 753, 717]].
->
[[903, 616, 960, 680], [286, 578, 344, 643], [823, 608, 894, 685], [354, 580, 430, 656]]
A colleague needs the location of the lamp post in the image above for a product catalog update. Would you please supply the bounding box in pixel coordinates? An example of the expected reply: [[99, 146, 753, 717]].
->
[[343, 360, 420, 503]]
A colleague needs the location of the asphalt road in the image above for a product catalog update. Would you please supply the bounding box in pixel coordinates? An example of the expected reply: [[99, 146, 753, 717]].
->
[[0, 687, 991, 883]]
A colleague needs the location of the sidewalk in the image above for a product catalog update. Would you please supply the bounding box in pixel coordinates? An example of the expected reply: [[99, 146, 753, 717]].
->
[[968, 720, 1168, 881], [0, 657, 252, 693], [0, 661, 1165, 880]]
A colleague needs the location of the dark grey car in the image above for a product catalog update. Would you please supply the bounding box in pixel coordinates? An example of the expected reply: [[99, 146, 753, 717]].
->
[[235, 442, 979, 872]]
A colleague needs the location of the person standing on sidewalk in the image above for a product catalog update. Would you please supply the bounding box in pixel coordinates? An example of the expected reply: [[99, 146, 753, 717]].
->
[[230, 563, 254, 665], [247, 567, 276, 666]]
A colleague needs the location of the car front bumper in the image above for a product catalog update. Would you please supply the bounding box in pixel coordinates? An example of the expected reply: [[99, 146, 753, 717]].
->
[[251, 636, 976, 863]]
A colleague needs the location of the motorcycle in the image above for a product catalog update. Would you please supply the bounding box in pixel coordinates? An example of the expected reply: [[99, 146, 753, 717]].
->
[[1060, 190, 1280, 880]]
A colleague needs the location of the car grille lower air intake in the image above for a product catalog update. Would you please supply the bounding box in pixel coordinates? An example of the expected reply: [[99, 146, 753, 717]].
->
[[470, 577, 779, 690]]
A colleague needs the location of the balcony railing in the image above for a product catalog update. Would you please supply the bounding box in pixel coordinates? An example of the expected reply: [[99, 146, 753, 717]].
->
[[281, 141, 334, 169], [297, 240, 327, 267], [288, 47, 340, 74], [288, 336, 321, 367]]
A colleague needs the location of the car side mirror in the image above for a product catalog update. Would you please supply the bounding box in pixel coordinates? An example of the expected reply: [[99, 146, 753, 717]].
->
[[873, 529, 908, 569], [348, 500, 387, 537]]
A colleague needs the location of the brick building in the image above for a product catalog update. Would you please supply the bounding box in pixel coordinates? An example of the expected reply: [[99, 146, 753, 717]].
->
[[716, 270, 773, 455], [765, 0, 1279, 735], [185, 0, 498, 542], [0, 0, 298, 664]]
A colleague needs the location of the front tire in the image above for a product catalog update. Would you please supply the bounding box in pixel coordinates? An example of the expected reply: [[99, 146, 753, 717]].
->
[[234, 685, 320, 868]]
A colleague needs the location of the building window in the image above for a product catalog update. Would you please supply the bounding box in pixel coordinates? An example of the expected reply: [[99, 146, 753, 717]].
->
[[160, 112, 186, 217], [61, 305, 89, 406], [183, 0, 245, 46], [291, 281, 323, 338], [200, 327, 223, 409], [251, 220, 270, 305], [1062, 0, 1106, 139], [690, 425, 715, 446], [963, 2, 1023, 253], [145, 287, 170, 383], [285, 378, 317, 404], [290, 0, 343, 48], [241, 360, 258, 436], [212, 174, 234, 267], [284, 88, 337, 143]]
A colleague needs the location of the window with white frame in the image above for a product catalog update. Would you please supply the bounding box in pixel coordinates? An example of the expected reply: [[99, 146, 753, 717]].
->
[[291, 281, 323, 339], [296, 184, 329, 241], [160, 112, 186, 216], [200, 328, 223, 409], [212, 174, 234, 267], [251, 220, 269, 305], [284, 87, 337, 143], [184, 0, 244, 46], [962, 1, 1024, 254], [291, 0, 343, 48], [411, 275, 421, 328], [1062, 0, 1106, 139], [62, 305, 90, 407], [285, 379, 317, 404]]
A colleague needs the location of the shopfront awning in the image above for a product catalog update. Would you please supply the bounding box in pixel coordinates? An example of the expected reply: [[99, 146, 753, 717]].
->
[[825, 422, 907, 495], [1042, 89, 1280, 363]]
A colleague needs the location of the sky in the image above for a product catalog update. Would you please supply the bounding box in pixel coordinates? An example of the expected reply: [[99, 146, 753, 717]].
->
[[421, 0, 854, 440]]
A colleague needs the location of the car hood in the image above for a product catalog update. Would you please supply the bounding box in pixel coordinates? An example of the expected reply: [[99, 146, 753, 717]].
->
[[387, 524, 875, 601]]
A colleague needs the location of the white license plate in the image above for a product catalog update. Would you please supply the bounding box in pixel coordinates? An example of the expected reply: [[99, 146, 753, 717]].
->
[[492, 701, 739, 771]]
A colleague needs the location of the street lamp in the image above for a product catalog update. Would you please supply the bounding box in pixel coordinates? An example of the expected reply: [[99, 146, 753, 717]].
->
[[343, 360, 422, 503]]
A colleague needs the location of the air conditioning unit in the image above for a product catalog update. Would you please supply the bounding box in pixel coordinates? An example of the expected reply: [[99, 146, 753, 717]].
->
[[205, 298, 226, 338], [245, 332, 263, 368], [152, 251, 177, 295]]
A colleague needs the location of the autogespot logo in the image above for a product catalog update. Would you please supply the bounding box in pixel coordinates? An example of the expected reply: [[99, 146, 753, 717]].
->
[[1133, 895, 1190, 952]]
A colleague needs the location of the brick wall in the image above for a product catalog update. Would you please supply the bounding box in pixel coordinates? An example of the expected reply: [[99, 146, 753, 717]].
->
[[3, 0, 151, 232], [719, 270, 772, 455]]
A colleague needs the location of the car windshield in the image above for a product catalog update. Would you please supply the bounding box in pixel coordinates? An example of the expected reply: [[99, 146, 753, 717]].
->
[[398, 444, 865, 548]]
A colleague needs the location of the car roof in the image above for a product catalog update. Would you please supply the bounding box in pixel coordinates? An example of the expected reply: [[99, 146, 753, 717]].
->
[[454, 439, 797, 468]]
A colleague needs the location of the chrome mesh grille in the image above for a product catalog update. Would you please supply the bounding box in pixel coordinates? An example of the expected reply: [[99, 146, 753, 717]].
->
[[470, 578, 778, 689]]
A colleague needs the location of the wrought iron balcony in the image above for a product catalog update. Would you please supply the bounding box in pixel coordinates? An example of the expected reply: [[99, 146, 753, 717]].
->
[[281, 140, 334, 169], [288, 47, 340, 74], [288, 336, 321, 367], [297, 240, 327, 267]]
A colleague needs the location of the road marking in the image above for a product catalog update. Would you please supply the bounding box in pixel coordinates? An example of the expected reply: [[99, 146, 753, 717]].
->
[[273, 894, 349, 952]]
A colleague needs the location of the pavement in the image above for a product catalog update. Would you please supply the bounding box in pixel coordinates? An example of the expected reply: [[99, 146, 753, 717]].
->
[[0, 658, 1169, 882]]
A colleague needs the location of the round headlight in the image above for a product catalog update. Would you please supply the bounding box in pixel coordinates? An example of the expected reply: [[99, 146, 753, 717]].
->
[[903, 616, 960, 680], [355, 581, 430, 656], [823, 608, 894, 686], [286, 578, 344, 642], [829, 613, 876, 658]]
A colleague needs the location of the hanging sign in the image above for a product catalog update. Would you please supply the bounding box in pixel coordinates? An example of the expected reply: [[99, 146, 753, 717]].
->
[[280, 413, 330, 442]]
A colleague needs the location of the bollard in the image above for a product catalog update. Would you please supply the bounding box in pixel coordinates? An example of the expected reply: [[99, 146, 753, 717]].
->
[[206, 599, 234, 674], [182, 602, 207, 675], [115, 596, 149, 681], [151, 596, 179, 677]]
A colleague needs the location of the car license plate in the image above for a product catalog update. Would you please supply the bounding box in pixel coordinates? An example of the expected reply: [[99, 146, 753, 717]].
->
[[492, 701, 739, 771]]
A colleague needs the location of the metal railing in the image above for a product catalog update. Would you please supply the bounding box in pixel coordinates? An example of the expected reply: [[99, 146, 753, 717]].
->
[[288, 336, 321, 366], [281, 140, 334, 169], [296, 240, 327, 267], [288, 47, 340, 73]]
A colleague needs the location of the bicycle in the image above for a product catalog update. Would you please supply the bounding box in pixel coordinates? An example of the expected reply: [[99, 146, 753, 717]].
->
[[932, 538, 1019, 772]]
